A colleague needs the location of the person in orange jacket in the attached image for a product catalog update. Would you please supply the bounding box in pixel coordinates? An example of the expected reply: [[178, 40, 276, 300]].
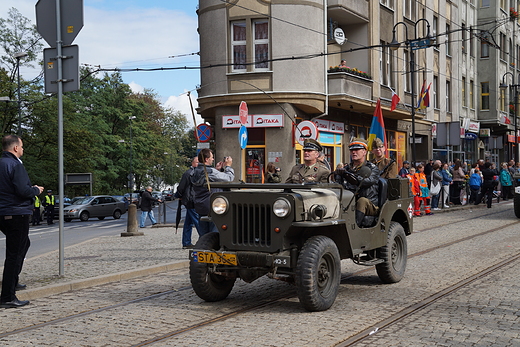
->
[[413, 164, 432, 216]]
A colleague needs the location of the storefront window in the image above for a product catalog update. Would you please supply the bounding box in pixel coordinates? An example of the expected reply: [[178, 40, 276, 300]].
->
[[245, 148, 265, 183]]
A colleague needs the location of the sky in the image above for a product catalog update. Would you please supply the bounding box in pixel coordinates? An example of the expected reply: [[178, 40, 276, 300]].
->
[[1, 0, 203, 126]]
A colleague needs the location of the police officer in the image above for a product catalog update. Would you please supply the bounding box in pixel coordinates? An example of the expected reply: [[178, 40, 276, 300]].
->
[[43, 190, 55, 225], [32, 195, 41, 226], [286, 139, 331, 183], [339, 138, 380, 227], [371, 138, 398, 179]]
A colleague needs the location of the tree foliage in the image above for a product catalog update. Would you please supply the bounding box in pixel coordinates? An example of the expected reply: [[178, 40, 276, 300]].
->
[[0, 9, 196, 196]]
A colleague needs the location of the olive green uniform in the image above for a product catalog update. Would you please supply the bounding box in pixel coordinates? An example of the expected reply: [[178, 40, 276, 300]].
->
[[372, 157, 398, 179], [285, 162, 331, 184]]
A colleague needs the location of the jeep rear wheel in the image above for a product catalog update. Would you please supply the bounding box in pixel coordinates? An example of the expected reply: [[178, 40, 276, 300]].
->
[[376, 221, 407, 283], [514, 193, 520, 218], [190, 232, 236, 302], [296, 235, 341, 312]]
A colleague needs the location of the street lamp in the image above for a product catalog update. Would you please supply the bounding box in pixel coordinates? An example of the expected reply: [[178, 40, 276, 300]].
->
[[129, 116, 136, 191], [390, 19, 432, 165], [500, 72, 520, 161], [13, 52, 28, 136]]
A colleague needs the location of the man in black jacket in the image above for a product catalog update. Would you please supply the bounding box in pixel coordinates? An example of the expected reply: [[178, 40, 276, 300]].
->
[[0, 135, 44, 308], [139, 187, 161, 228], [175, 157, 200, 249]]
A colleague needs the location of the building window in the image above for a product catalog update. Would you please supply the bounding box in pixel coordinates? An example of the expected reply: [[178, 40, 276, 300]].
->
[[462, 77, 467, 107], [500, 32, 507, 61], [501, 0, 507, 10], [510, 39, 514, 67], [470, 80, 475, 109], [433, 76, 439, 109], [462, 24, 466, 54], [253, 20, 269, 70], [380, 0, 394, 10], [380, 41, 393, 87], [481, 82, 490, 110], [446, 24, 451, 56], [481, 0, 490, 7], [231, 20, 269, 72], [470, 27, 475, 57], [232, 21, 247, 72], [404, 49, 410, 92], [481, 31, 490, 58], [446, 81, 451, 112], [404, 0, 414, 20]]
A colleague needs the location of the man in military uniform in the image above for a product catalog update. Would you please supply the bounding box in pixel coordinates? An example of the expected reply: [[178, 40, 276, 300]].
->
[[286, 139, 330, 183], [371, 138, 398, 179], [339, 138, 380, 227]]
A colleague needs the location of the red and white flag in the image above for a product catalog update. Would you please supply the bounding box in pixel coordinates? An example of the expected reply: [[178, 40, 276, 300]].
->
[[390, 89, 400, 111]]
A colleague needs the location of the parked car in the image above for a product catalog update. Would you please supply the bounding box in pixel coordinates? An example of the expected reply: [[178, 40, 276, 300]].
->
[[124, 192, 140, 205], [162, 190, 173, 201], [112, 195, 129, 211], [63, 195, 127, 222]]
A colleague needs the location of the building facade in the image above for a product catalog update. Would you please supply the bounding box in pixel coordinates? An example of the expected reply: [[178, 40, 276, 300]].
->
[[196, 0, 505, 182]]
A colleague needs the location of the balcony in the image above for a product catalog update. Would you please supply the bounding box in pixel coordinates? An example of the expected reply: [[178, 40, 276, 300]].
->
[[327, 0, 369, 25], [328, 70, 373, 100]]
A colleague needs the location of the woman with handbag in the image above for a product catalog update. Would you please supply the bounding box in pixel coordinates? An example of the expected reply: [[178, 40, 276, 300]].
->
[[441, 163, 453, 208], [430, 163, 443, 210]]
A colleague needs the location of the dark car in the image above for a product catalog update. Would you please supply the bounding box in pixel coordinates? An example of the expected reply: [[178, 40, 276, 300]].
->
[[124, 192, 140, 205], [112, 195, 129, 211], [162, 190, 173, 201], [63, 195, 126, 222]]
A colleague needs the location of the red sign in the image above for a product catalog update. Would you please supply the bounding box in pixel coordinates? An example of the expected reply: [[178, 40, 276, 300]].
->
[[239, 101, 248, 125]]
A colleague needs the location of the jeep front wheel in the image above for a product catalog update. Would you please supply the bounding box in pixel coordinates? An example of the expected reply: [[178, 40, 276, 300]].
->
[[190, 232, 236, 302], [514, 192, 520, 218], [295, 235, 341, 312], [376, 221, 407, 283]]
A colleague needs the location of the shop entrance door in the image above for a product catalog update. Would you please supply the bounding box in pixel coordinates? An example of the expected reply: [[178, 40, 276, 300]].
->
[[245, 148, 265, 183]]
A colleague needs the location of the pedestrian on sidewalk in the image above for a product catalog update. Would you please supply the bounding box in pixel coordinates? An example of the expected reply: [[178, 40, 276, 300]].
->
[[139, 187, 161, 228], [474, 162, 498, 208], [414, 164, 432, 216], [175, 156, 200, 249], [43, 190, 55, 225], [469, 169, 482, 204], [441, 163, 453, 208], [450, 160, 465, 205], [0, 135, 44, 308], [430, 163, 442, 210], [499, 162, 513, 201], [32, 195, 41, 226]]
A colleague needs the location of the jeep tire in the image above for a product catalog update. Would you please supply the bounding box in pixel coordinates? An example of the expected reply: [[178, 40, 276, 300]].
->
[[295, 235, 341, 312], [515, 192, 520, 218], [376, 221, 407, 283], [190, 232, 236, 302]]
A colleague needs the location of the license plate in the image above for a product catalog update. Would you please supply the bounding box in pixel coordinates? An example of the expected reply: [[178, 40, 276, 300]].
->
[[193, 251, 237, 266]]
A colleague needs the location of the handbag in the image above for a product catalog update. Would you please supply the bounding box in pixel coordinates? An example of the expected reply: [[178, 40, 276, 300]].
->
[[430, 172, 441, 196]]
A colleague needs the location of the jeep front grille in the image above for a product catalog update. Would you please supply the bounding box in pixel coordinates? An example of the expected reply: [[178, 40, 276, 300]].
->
[[232, 203, 271, 247]]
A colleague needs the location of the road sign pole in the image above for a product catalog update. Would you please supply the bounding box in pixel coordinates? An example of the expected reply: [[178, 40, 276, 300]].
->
[[56, 0, 65, 276]]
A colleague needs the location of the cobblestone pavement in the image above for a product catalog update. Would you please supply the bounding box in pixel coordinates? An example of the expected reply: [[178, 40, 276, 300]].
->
[[1, 201, 519, 346]]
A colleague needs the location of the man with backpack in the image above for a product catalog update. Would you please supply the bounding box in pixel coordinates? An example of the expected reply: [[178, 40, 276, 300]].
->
[[175, 156, 200, 249]]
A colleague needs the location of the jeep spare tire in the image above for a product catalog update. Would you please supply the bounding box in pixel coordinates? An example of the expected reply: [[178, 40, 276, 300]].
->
[[190, 232, 236, 302], [296, 235, 341, 312]]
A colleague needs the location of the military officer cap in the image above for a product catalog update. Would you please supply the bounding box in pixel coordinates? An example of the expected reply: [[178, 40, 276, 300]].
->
[[349, 138, 368, 150], [372, 138, 384, 149], [303, 138, 322, 152]]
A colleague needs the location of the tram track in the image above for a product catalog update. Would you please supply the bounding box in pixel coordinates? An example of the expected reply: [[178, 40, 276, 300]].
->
[[1, 209, 518, 345]]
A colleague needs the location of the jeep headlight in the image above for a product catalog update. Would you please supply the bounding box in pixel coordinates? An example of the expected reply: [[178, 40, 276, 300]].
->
[[273, 198, 291, 218], [212, 196, 228, 215]]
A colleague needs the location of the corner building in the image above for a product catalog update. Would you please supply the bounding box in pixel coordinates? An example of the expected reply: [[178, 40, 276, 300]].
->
[[197, 0, 474, 181]]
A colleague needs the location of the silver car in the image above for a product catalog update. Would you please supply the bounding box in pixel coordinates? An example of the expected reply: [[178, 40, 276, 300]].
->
[[63, 195, 127, 222]]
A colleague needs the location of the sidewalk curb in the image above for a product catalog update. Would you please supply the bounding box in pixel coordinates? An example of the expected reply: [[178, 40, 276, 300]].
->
[[17, 261, 190, 301]]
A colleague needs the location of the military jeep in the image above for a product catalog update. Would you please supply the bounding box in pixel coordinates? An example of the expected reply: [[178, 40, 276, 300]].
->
[[514, 173, 520, 218], [189, 178, 413, 312]]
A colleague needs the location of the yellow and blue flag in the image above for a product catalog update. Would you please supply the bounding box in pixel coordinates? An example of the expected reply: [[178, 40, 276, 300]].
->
[[367, 98, 386, 151]]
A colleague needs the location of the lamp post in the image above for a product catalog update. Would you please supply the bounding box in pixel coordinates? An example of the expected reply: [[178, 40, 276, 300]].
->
[[500, 72, 519, 162], [129, 116, 136, 191], [390, 19, 432, 165], [13, 52, 28, 136]]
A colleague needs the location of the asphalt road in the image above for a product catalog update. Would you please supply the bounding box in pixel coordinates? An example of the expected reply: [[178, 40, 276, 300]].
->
[[0, 200, 184, 260]]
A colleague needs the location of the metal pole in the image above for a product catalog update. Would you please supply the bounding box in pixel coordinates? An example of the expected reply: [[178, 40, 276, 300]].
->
[[129, 117, 134, 192], [410, 49, 416, 165], [56, 0, 65, 276], [515, 86, 518, 162], [16, 57, 22, 136]]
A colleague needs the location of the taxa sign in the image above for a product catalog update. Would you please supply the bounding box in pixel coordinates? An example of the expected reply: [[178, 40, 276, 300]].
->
[[222, 114, 284, 128]]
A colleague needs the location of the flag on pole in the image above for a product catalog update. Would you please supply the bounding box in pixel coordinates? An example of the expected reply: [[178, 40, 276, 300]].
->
[[367, 98, 386, 151], [417, 81, 431, 109], [390, 88, 400, 111]]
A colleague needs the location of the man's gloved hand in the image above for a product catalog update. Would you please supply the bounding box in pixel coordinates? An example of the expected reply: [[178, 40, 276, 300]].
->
[[343, 168, 360, 185]]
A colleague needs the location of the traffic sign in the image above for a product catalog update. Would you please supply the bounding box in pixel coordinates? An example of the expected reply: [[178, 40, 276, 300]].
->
[[196, 124, 212, 143], [295, 121, 318, 146], [36, 0, 84, 47], [239, 126, 248, 149], [239, 101, 248, 125], [43, 45, 80, 93], [410, 38, 431, 51]]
